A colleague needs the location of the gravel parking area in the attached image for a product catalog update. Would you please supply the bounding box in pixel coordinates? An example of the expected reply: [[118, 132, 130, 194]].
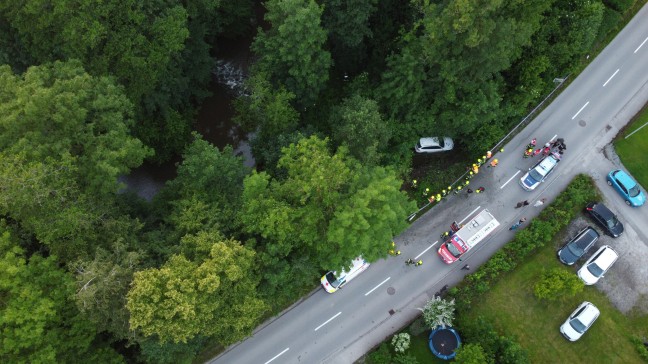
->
[[567, 144, 648, 315]]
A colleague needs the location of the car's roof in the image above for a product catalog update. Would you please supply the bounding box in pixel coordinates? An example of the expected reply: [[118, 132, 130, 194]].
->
[[612, 170, 637, 188], [572, 227, 599, 248], [419, 137, 441, 148], [590, 245, 618, 268], [591, 202, 614, 220], [575, 302, 600, 324], [535, 155, 559, 176]]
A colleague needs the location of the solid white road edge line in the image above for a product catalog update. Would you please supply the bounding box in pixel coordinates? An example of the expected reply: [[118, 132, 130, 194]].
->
[[314, 312, 342, 331], [635, 36, 648, 53], [264, 348, 289, 364], [571, 101, 590, 120], [414, 241, 438, 260], [500, 170, 520, 189], [603, 69, 620, 87], [365, 277, 391, 296]]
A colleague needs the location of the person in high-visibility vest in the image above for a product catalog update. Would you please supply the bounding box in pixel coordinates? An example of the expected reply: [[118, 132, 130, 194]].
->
[[436, 193, 441, 202], [472, 164, 479, 174], [441, 189, 447, 197], [489, 158, 499, 167]]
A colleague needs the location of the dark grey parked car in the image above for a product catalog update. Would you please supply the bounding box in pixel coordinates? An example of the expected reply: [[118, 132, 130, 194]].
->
[[585, 202, 624, 238], [558, 226, 599, 265]]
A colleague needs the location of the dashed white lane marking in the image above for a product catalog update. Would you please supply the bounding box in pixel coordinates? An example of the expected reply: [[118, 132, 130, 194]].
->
[[365, 277, 390, 296], [603, 69, 620, 87], [265, 348, 289, 364], [635, 36, 648, 53], [415, 241, 438, 260], [314, 312, 342, 331], [571, 101, 590, 120], [500, 170, 521, 189]]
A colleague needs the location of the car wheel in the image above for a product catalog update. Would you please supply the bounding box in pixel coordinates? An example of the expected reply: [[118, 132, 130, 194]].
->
[[625, 200, 631, 206], [607, 180, 612, 186]]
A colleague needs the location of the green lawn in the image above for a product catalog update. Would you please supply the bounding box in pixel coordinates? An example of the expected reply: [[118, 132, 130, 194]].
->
[[615, 104, 648, 189], [460, 235, 645, 363]]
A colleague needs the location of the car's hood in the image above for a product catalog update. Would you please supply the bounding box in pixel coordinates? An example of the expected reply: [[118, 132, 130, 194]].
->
[[577, 267, 598, 285], [560, 321, 582, 341], [522, 174, 539, 189], [443, 137, 454, 150], [558, 247, 579, 265], [632, 192, 646, 206], [609, 221, 624, 237]]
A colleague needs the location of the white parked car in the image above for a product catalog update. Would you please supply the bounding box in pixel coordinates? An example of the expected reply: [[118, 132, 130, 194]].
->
[[414, 137, 454, 153], [577, 245, 619, 285], [560, 301, 600, 341]]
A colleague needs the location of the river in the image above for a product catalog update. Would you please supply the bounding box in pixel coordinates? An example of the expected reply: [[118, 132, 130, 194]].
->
[[119, 32, 257, 201]]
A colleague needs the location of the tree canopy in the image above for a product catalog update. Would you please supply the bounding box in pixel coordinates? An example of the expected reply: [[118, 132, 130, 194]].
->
[[126, 233, 266, 344]]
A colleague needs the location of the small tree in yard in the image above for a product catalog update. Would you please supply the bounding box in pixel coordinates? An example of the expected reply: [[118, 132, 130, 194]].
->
[[454, 343, 492, 364], [391, 333, 410, 353], [534, 268, 584, 301], [420, 296, 455, 329]]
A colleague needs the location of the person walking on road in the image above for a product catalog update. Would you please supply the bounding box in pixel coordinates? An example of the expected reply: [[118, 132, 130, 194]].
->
[[534, 198, 547, 207], [515, 200, 530, 208], [461, 264, 470, 270], [509, 217, 527, 231]]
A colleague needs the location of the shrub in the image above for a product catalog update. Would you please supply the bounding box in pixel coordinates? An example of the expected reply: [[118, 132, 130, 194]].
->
[[603, 0, 636, 12], [368, 342, 393, 364], [457, 316, 529, 364], [391, 333, 411, 353], [420, 297, 455, 329], [454, 343, 491, 364], [534, 268, 584, 301], [630, 336, 648, 362], [393, 352, 419, 364]]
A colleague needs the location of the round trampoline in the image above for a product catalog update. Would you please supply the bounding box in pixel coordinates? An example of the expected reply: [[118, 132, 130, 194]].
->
[[428, 326, 461, 360]]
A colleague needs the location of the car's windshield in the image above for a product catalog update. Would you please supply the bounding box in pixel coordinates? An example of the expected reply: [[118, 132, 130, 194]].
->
[[438, 138, 445, 148], [415, 142, 422, 149], [570, 318, 587, 333], [586, 262, 604, 277], [629, 185, 641, 197], [529, 169, 544, 181], [567, 242, 584, 257], [446, 242, 462, 257], [606, 215, 619, 229], [325, 272, 341, 287]]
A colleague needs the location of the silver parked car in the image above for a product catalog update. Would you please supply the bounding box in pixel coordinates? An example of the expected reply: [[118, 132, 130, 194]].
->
[[414, 137, 454, 153]]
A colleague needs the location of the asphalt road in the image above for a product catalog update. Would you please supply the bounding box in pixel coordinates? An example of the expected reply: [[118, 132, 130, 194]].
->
[[209, 5, 648, 364]]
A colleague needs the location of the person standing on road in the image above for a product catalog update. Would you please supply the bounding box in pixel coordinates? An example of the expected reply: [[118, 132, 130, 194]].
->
[[534, 198, 547, 207]]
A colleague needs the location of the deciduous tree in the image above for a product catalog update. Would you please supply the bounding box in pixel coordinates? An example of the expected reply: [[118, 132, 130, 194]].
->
[[252, 0, 332, 107], [127, 233, 266, 344], [0, 229, 122, 363]]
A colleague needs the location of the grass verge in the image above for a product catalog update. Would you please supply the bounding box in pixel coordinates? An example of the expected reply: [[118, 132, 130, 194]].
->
[[614, 102, 648, 189]]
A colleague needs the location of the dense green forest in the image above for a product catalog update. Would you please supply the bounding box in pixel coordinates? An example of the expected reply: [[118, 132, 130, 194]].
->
[[0, 0, 639, 362]]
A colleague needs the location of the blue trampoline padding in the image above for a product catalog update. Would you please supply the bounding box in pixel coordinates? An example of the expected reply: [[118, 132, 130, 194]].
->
[[429, 326, 461, 360]]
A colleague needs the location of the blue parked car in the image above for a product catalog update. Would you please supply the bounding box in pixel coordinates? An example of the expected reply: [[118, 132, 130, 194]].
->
[[607, 169, 645, 207]]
